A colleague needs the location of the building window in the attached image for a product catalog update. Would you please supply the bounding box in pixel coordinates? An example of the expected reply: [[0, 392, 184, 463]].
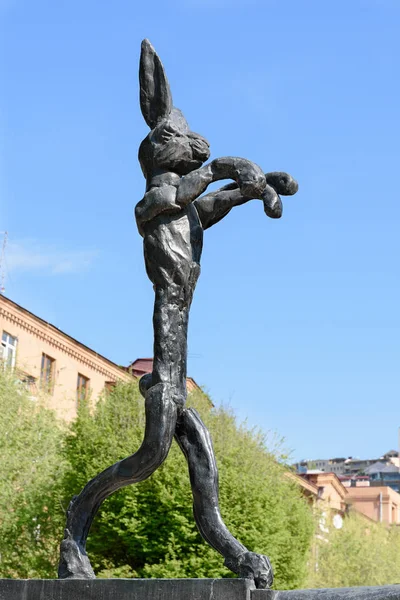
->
[[40, 353, 55, 393], [77, 373, 89, 403], [1, 331, 17, 369], [19, 372, 37, 396], [104, 381, 116, 393]]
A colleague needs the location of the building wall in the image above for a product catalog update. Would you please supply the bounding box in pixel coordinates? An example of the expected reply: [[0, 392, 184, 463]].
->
[[346, 486, 400, 524], [313, 460, 330, 471], [297, 459, 346, 475], [328, 462, 346, 475], [1, 296, 131, 421], [302, 472, 348, 512], [344, 459, 378, 475]]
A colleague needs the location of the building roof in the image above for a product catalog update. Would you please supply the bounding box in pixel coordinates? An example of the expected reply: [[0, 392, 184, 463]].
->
[[365, 461, 399, 475], [128, 357, 201, 391], [128, 358, 154, 376], [378, 464, 399, 473], [285, 471, 319, 497], [345, 457, 377, 464], [364, 461, 387, 474], [0, 295, 129, 377], [383, 450, 399, 458]]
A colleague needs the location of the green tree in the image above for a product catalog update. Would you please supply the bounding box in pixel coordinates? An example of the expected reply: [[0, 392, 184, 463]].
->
[[0, 369, 66, 577], [306, 510, 400, 588], [62, 382, 314, 589]]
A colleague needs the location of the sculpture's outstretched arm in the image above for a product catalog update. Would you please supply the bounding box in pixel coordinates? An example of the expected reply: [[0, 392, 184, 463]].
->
[[194, 186, 253, 230], [194, 172, 299, 230], [176, 157, 266, 206], [135, 158, 268, 236]]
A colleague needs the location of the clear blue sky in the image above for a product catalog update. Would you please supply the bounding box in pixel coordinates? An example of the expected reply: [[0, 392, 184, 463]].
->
[[1, 0, 399, 462]]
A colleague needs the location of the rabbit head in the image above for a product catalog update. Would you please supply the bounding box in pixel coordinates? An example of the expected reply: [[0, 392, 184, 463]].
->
[[139, 39, 210, 180]]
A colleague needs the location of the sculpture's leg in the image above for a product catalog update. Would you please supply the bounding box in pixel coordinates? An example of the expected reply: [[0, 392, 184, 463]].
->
[[175, 407, 274, 589], [58, 382, 178, 579]]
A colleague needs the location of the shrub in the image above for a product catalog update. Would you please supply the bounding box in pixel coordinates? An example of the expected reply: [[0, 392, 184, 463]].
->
[[62, 383, 314, 589], [0, 369, 66, 577]]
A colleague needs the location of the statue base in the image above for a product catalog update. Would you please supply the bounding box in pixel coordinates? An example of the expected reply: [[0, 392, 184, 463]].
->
[[0, 578, 399, 600]]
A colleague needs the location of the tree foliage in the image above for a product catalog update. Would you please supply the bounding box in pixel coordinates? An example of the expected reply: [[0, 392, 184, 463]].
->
[[306, 510, 400, 588], [61, 382, 314, 589], [0, 370, 318, 588], [0, 370, 66, 577], [3, 369, 400, 589]]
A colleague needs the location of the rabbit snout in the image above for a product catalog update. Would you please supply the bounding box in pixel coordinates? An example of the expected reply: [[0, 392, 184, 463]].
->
[[189, 134, 210, 162]]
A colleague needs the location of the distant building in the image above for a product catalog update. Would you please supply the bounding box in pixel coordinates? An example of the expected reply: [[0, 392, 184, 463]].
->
[[300, 471, 348, 513], [295, 451, 400, 489], [313, 459, 331, 472], [346, 486, 400, 525], [0, 295, 131, 420], [365, 462, 400, 493], [1, 295, 200, 421], [339, 475, 370, 488], [286, 471, 319, 507], [344, 457, 380, 476], [127, 358, 200, 393], [293, 471, 400, 525], [295, 458, 347, 475], [329, 458, 347, 475], [382, 450, 400, 469]]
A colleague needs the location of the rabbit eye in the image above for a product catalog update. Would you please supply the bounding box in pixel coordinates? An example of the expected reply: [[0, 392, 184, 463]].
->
[[160, 131, 172, 141], [157, 122, 182, 143]]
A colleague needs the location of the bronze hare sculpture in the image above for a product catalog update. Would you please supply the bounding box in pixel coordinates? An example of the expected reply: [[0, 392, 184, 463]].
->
[[58, 39, 298, 589]]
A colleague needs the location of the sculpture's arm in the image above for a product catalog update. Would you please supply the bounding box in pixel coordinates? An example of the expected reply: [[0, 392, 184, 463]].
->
[[194, 172, 299, 230], [135, 184, 181, 236], [194, 185, 251, 230], [176, 157, 266, 207]]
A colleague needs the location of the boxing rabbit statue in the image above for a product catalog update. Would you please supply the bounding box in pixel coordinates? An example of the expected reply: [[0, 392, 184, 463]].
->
[[58, 39, 298, 588]]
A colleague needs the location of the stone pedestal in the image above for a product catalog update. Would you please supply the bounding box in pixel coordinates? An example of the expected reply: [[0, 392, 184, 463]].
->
[[0, 578, 399, 600], [255, 586, 400, 600], [0, 578, 252, 600]]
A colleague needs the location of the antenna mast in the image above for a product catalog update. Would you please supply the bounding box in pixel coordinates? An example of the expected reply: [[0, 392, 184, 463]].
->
[[0, 231, 8, 295]]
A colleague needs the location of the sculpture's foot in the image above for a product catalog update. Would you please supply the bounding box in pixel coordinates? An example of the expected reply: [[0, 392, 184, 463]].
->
[[58, 530, 96, 579], [224, 551, 274, 589]]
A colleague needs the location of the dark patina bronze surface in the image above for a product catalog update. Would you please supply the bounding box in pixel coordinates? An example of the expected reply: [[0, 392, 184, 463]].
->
[[58, 40, 298, 588]]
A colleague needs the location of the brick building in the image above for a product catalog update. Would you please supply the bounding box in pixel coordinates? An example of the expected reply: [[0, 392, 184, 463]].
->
[[1, 295, 199, 421]]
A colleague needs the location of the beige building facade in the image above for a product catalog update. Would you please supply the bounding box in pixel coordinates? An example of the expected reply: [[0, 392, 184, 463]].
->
[[0, 295, 131, 421], [299, 470, 400, 525], [301, 471, 348, 513], [346, 485, 400, 525], [1, 295, 201, 422]]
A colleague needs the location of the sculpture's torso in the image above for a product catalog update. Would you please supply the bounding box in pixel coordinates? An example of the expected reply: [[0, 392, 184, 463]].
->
[[137, 171, 204, 295], [143, 204, 203, 291]]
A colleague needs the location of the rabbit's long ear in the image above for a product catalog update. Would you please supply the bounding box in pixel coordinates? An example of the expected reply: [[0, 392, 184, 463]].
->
[[140, 39, 173, 128]]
